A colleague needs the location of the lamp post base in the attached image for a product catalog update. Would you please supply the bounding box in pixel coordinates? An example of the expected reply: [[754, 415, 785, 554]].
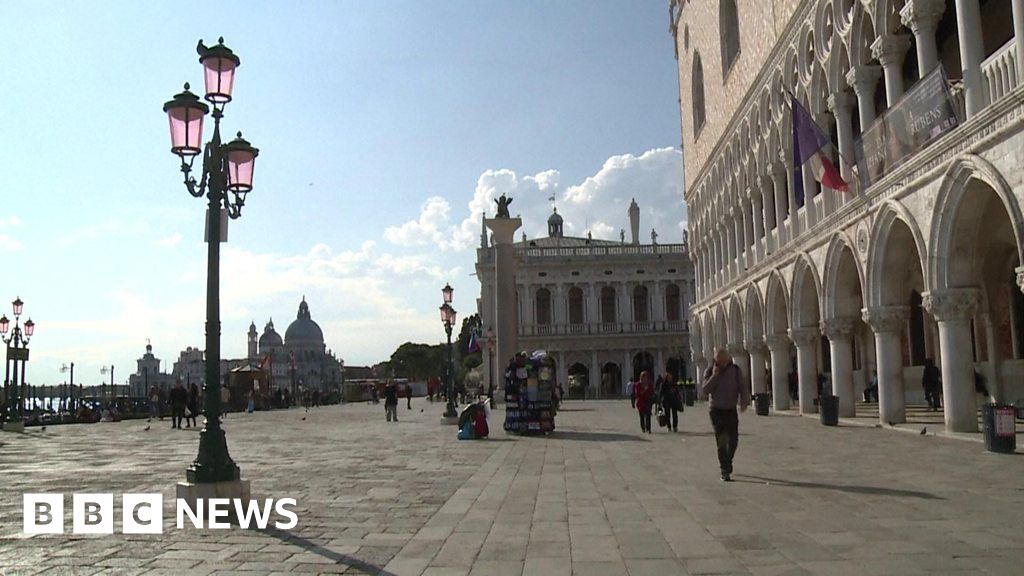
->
[[2, 421, 24, 433]]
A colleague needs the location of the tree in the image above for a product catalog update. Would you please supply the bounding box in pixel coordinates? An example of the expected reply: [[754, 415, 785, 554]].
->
[[388, 342, 446, 381], [455, 313, 482, 386]]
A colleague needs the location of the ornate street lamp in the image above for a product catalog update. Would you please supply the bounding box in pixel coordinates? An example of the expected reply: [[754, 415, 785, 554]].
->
[[439, 286, 458, 420], [2, 297, 35, 432], [163, 37, 258, 486]]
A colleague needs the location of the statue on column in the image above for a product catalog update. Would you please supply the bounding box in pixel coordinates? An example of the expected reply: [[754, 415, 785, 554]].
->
[[651, 228, 658, 245], [495, 193, 513, 218]]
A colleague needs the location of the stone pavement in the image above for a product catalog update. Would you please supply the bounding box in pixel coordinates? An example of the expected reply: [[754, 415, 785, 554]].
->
[[1, 399, 1022, 575]]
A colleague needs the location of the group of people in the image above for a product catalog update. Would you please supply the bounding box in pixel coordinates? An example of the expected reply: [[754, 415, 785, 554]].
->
[[628, 372, 685, 433], [162, 381, 200, 429], [628, 350, 750, 482]]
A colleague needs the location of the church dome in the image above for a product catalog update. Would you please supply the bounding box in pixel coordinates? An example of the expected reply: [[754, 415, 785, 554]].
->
[[259, 319, 283, 349], [285, 298, 324, 344]]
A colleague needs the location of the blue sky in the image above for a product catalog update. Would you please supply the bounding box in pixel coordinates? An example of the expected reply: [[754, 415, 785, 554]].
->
[[0, 1, 685, 387]]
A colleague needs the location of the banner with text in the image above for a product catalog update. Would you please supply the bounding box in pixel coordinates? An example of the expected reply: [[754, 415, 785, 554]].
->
[[854, 67, 960, 188]]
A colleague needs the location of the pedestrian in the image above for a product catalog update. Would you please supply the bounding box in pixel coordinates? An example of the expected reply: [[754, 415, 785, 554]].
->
[[626, 378, 636, 408], [922, 358, 942, 411], [702, 348, 751, 482], [635, 371, 655, 434], [788, 368, 799, 402], [148, 385, 160, 420], [660, 373, 682, 432], [186, 381, 200, 428], [169, 380, 188, 429], [864, 370, 879, 402], [384, 381, 398, 422], [406, 383, 413, 410], [221, 383, 231, 417]]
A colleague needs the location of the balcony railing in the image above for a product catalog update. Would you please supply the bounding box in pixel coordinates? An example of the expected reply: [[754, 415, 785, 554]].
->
[[983, 39, 1019, 107], [520, 320, 690, 337]]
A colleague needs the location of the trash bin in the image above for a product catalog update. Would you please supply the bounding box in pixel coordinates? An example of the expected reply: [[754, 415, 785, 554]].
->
[[683, 385, 696, 406], [754, 393, 770, 416], [819, 395, 839, 426], [982, 403, 1016, 454]]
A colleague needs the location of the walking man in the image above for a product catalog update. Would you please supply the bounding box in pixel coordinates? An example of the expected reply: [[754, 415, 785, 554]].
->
[[702, 348, 750, 482], [384, 381, 399, 422], [169, 380, 188, 429]]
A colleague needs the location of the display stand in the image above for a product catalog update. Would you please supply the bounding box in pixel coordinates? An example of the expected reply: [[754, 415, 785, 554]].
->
[[503, 352, 556, 434]]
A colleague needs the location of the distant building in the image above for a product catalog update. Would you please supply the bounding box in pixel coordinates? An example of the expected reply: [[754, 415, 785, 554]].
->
[[128, 342, 175, 396], [476, 200, 695, 399]]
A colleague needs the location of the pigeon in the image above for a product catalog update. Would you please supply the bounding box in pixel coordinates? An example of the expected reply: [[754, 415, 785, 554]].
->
[[40, 426, 46, 432], [920, 427, 927, 435], [143, 425, 151, 431], [301, 416, 306, 421], [888, 421, 896, 426]]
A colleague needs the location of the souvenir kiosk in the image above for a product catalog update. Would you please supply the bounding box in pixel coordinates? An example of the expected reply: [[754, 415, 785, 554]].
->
[[503, 351, 556, 434]]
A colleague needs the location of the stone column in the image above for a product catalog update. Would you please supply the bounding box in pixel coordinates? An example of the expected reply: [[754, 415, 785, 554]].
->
[[746, 339, 768, 395], [619, 282, 631, 326], [753, 186, 767, 238], [823, 317, 857, 417], [923, 288, 981, 433], [863, 306, 910, 425], [1014, 0, 1024, 86], [789, 328, 821, 414], [590, 351, 600, 400], [954, 0, 986, 117], [586, 284, 598, 326], [901, 0, 946, 76], [553, 283, 566, 328], [979, 313, 1001, 402], [727, 343, 750, 389], [766, 334, 791, 410], [771, 169, 788, 243], [784, 157, 800, 238], [871, 34, 912, 106], [485, 217, 523, 377], [652, 281, 664, 324], [827, 91, 857, 186], [742, 199, 754, 267], [847, 65, 882, 128]]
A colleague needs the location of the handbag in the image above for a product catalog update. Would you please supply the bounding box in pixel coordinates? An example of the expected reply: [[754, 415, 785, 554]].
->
[[656, 406, 668, 427]]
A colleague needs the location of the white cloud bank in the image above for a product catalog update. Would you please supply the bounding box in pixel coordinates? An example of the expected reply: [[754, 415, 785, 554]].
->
[[385, 148, 686, 252]]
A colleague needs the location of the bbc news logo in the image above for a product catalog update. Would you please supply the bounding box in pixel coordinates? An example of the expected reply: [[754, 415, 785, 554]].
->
[[23, 494, 298, 534]]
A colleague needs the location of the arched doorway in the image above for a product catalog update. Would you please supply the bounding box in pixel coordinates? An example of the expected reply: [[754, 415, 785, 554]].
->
[[766, 273, 793, 410], [601, 363, 622, 398], [567, 362, 589, 399], [825, 238, 867, 417], [633, 351, 655, 381], [792, 260, 823, 414]]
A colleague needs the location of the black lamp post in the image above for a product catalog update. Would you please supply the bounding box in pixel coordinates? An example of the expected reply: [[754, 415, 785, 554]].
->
[[163, 37, 259, 484], [2, 297, 35, 431], [439, 284, 458, 419], [485, 327, 495, 405]]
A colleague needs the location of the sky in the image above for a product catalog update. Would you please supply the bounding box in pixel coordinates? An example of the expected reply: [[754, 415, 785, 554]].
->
[[0, 1, 686, 388]]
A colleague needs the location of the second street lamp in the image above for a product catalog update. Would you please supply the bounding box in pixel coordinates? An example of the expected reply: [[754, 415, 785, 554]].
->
[[439, 294, 458, 420], [163, 37, 258, 492]]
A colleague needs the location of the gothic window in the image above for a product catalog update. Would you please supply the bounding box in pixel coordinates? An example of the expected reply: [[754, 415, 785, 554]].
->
[[601, 286, 617, 324], [719, 0, 741, 76], [633, 286, 650, 323], [568, 287, 585, 324], [536, 288, 552, 326], [665, 284, 681, 321], [692, 53, 706, 135]]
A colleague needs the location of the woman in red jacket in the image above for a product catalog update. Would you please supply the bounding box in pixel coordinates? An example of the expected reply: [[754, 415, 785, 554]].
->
[[634, 371, 655, 434]]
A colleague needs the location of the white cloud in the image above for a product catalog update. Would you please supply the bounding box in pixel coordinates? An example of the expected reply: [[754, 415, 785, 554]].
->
[[385, 147, 687, 252], [156, 233, 183, 248], [0, 216, 23, 251]]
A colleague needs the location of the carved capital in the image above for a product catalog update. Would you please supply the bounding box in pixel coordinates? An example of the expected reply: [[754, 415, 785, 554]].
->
[[846, 65, 882, 96], [1016, 266, 1024, 295], [862, 306, 910, 333], [745, 339, 768, 356], [922, 288, 981, 321], [821, 317, 856, 341], [827, 90, 856, 115], [871, 34, 912, 68], [900, 0, 946, 35], [788, 327, 820, 348], [766, 334, 791, 352]]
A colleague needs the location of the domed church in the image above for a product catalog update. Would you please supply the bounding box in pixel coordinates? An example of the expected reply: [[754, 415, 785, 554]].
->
[[248, 297, 343, 393]]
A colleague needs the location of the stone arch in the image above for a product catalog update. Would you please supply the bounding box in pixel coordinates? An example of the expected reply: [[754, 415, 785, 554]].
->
[[828, 37, 851, 95], [745, 284, 766, 341], [765, 270, 790, 335], [848, 0, 877, 67], [816, 0, 836, 60], [714, 302, 729, 350], [791, 254, 824, 329], [823, 233, 867, 320], [728, 293, 745, 345], [690, 314, 704, 359], [930, 155, 1024, 291], [867, 200, 929, 307]]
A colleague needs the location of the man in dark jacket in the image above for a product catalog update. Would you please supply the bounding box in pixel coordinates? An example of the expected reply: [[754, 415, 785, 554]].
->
[[922, 358, 942, 411], [702, 349, 751, 481], [659, 373, 683, 432], [169, 380, 188, 429]]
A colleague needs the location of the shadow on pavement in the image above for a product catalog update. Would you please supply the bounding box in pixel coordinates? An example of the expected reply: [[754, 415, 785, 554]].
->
[[552, 430, 648, 442], [737, 474, 946, 500], [258, 527, 397, 576]]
